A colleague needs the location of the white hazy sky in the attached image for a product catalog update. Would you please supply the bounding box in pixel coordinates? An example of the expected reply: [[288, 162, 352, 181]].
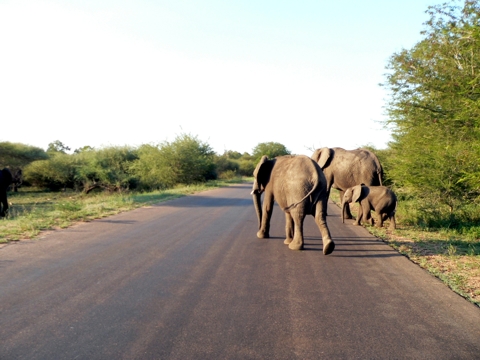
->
[[0, 0, 437, 155]]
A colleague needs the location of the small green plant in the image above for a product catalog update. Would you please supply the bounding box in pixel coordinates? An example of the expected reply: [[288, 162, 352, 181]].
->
[[447, 244, 458, 257]]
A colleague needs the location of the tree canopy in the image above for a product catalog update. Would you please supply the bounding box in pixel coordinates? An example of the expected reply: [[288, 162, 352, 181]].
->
[[0, 142, 48, 169], [252, 142, 291, 163], [382, 0, 480, 213]]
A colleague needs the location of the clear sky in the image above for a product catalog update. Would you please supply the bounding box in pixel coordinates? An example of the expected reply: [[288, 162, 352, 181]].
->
[[0, 0, 437, 155]]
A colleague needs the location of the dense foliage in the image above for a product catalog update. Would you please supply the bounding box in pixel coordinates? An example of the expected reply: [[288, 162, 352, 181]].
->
[[3, 135, 276, 192], [131, 134, 216, 189], [382, 0, 480, 223], [252, 142, 291, 162], [0, 142, 48, 168]]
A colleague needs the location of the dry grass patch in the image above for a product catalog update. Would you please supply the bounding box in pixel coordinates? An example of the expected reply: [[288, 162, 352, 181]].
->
[[330, 189, 479, 307], [370, 226, 480, 307]]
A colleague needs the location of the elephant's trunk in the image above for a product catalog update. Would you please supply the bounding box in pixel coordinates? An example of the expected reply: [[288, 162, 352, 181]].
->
[[252, 192, 263, 230], [341, 201, 348, 224]]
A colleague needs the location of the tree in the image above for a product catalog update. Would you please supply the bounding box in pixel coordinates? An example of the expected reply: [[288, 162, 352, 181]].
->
[[74, 146, 94, 154], [382, 0, 480, 215], [252, 142, 291, 163], [0, 142, 48, 168], [75, 146, 139, 193], [131, 134, 216, 189], [24, 153, 77, 191], [47, 140, 71, 154], [214, 152, 240, 179]]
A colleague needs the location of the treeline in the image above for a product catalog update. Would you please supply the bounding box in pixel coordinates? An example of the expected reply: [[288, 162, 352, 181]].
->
[[0, 136, 291, 193], [1, 0, 479, 230]]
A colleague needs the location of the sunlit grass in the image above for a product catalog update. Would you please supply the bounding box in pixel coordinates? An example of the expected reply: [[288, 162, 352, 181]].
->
[[329, 188, 480, 307]]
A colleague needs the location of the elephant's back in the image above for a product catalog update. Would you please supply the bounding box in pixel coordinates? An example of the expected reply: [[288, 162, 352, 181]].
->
[[331, 149, 382, 190], [271, 156, 320, 210]]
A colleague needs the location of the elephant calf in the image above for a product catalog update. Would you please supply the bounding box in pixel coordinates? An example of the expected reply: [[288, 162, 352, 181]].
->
[[342, 184, 397, 230]]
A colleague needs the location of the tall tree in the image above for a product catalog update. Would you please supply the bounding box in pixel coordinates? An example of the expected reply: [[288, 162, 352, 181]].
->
[[382, 0, 480, 213], [47, 140, 71, 154], [252, 142, 291, 163]]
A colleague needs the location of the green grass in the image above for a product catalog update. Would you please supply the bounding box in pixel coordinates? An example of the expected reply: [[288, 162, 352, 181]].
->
[[0, 178, 247, 243], [330, 189, 480, 307]]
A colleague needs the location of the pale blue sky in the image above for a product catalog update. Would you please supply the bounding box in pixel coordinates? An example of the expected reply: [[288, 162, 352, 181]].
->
[[0, 0, 437, 155]]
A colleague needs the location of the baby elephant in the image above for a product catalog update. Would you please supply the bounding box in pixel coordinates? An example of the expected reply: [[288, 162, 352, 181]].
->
[[342, 184, 397, 230]]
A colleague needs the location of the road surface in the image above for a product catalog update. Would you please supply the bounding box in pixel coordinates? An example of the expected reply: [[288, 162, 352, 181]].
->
[[1, 183, 479, 359]]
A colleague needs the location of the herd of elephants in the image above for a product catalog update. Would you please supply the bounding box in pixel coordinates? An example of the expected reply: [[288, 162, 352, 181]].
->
[[251, 147, 397, 255], [0, 147, 397, 256]]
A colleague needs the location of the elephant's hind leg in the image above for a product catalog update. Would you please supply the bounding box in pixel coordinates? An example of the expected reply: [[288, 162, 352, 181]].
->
[[287, 210, 305, 251], [314, 202, 335, 255], [284, 212, 294, 245], [388, 214, 396, 230]]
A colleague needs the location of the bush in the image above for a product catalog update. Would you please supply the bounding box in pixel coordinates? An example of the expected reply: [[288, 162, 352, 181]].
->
[[24, 153, 77, 191], [218, 170, 237, 180], [131, 133, 216, 190], [75, 146, 139, 192], [214, 153, 240, 179], [238, 159, 255, 177]]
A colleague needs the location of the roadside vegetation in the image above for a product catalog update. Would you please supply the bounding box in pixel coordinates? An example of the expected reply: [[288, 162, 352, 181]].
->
[[0, 0, 479, 306], [0, 180, 244, 243]]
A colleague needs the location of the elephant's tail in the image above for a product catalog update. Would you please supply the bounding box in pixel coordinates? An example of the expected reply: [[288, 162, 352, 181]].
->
[[283, 192, 314, 212], [283, 172, 322, 212], [375, 158, 384, 186]]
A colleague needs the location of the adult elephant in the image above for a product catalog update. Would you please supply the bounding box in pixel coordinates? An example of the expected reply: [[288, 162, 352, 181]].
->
[[311, 147, 383, 219], [0, 168, 13, 217], [251, 155, 334, 254]]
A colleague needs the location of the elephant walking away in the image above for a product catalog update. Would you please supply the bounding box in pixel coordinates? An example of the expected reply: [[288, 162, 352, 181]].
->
[[342, 184, 397, 230], [0, 168, 13, 217], [311, 147, 383, 219], [251, 155, 335, 254]]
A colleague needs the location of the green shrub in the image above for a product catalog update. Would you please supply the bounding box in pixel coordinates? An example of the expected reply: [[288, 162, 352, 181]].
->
[[238, 159, 255, 176], [218, 170, 237, 180], [75, 146, 139, 192], [24, 153, 77, 191], [130, 133, 216, 190]]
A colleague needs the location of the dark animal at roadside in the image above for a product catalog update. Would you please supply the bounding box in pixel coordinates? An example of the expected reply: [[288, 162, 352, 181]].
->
[[0, 168, 13, 217]]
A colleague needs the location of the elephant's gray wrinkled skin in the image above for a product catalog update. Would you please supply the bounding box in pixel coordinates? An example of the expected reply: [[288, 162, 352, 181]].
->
[[311, 147, 383, 219], [0, 168, 13, 217], [251, 155, 334, 254], [342, 184, 397, 230]]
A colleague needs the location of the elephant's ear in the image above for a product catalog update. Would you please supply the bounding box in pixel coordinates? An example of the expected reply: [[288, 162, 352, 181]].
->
[[352, 185, 364, 203], [252, 156, 272, 193], [312, 148, 332, 169], [253, 155, 269, 178]]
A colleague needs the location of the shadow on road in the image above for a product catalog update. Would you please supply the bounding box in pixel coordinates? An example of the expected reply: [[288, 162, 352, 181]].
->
[[154, 196, 252, 208], [95, 219, 138, 224]]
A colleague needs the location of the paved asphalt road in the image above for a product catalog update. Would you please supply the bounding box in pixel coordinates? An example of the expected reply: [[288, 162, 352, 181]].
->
[[1, 183, 479, 359]]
